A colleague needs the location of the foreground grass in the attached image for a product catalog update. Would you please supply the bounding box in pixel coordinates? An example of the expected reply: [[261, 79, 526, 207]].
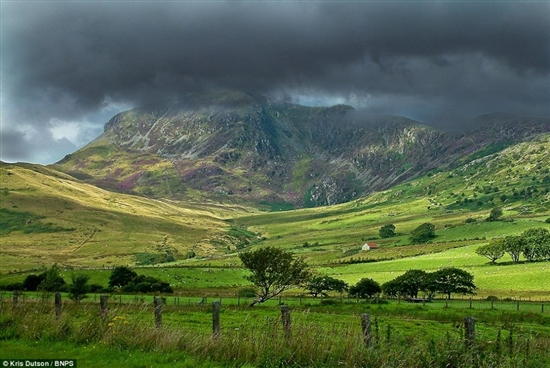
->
[[1, 299, 549, 368], [0, 339, 232, 368]]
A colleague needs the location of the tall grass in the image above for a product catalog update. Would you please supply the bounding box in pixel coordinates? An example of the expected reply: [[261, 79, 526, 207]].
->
[[1, 300, 548, 368]]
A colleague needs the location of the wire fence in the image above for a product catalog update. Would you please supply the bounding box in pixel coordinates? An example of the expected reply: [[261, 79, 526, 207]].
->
[[1, 291, 548, 314]]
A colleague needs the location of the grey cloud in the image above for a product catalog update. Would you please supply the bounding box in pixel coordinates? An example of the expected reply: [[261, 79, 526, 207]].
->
[[1, 1, 549, 163], [0, 127, 77, 164]]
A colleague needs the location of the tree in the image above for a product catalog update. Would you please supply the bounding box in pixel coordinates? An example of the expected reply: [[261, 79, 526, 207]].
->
[[39, 264, 66, 292], [476, 240, 505, 264], [486, 207, 503, 221], [521, 228, 550, 261], [23, 274, 46, 291], [239, 247, 311, 306], [424, 267, 476, 299], [379, 224, 396, 238], [348, 278, 381, 299], [381, 279, 401, 298], [410, 223, 436, 244], [68, 273, 90, 303], [382, 269, 427, 298], [502, 235, 526, 263], [122, 275, 173, 293], [108, 266, 138, 289], [306, 275, 348, 298]]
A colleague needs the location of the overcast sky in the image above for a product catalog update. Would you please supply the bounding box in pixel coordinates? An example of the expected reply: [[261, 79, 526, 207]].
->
[[1, 1, 549, 164]]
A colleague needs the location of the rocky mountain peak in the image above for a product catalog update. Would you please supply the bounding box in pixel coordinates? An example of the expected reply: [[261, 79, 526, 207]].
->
[[55, 91, 550, 208]]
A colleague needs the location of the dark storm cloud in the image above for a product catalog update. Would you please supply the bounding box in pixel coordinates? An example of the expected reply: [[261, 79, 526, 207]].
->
[[2, 1, 549, 163]]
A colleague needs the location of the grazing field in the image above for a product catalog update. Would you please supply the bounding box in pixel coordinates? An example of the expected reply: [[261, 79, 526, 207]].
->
[[1, 296, 549, 368]]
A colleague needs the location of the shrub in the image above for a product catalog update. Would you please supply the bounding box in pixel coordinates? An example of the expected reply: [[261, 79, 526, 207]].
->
[[237, 287, 257, 298], [23, 274, 46, 291], [349, 278, 381, 298], [410, 223, 436, 244]]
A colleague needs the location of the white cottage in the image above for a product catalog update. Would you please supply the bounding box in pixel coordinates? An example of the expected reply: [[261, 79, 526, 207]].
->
[[361, 243, 378, 251]]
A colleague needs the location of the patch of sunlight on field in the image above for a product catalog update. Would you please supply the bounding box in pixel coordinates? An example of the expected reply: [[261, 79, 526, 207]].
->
[[321, 242, 550, 296]]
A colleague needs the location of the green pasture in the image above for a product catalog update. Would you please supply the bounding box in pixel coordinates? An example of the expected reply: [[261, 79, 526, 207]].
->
[[0, 340, 229, 368], [1, 295, 549, 368]]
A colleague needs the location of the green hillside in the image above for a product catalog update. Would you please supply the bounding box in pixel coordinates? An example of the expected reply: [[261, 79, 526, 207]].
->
[[1, 133, 549, 297], [0, 162, 254, 271]]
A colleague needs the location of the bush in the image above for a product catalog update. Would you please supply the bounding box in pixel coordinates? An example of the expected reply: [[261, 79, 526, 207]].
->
[[23, 274, 46, 291], [39, 264, 66, 292], [379, 224, 396, 238], [109, 266, 137, 289], [2, 282, 24, 291], [349, 278, 381, 298], [121, 275, 173, 293], [410, 223, 436, 244], [88, 284, 105, 293], [237, 287, 257, 298]]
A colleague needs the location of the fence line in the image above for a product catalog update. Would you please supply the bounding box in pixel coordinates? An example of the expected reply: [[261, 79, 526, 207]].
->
[[1, 291, 548, 315], [4, 293, 485, 349]]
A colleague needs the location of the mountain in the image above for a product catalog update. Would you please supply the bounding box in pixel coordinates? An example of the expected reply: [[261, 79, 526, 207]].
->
[[53, 90, 550, 208]]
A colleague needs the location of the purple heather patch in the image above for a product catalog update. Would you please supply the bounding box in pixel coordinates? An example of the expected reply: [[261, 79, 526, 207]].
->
[[117, 171, 143, 191]]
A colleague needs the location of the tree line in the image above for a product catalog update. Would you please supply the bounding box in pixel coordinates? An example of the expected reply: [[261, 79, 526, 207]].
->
[[476, 227, 550, 263], [239, 247, 476, 305], [4, 264, 173, 302]]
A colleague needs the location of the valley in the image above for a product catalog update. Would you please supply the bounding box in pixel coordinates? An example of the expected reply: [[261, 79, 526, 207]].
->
[[1, 130, 549, 297]]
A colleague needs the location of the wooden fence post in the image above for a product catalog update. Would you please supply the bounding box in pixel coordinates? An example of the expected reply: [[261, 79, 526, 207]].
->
[[154, 297, 162, 328], [469, 297, 473, 309], [464, 316, 475, 348], [212, 301, 221, 338], [12, 291, 19, 308], [55, 292, 62, 319], [100, 294, 108, 318], [280, 305, 291, 340], [542, 304, 545, 313], [516, 301, 520, 311], [361, 313, 373, 347]]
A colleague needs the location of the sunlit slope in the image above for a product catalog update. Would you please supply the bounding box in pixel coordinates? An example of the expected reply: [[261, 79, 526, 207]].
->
[[232, 134, 550, 265], [0, 162, 251, 271]]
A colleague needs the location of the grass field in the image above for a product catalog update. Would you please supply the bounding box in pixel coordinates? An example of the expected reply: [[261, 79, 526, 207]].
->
[[1, 296, 549, 367]]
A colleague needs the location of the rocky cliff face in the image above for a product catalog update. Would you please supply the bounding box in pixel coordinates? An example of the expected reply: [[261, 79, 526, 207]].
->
[[55, 91, 550, 208]]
